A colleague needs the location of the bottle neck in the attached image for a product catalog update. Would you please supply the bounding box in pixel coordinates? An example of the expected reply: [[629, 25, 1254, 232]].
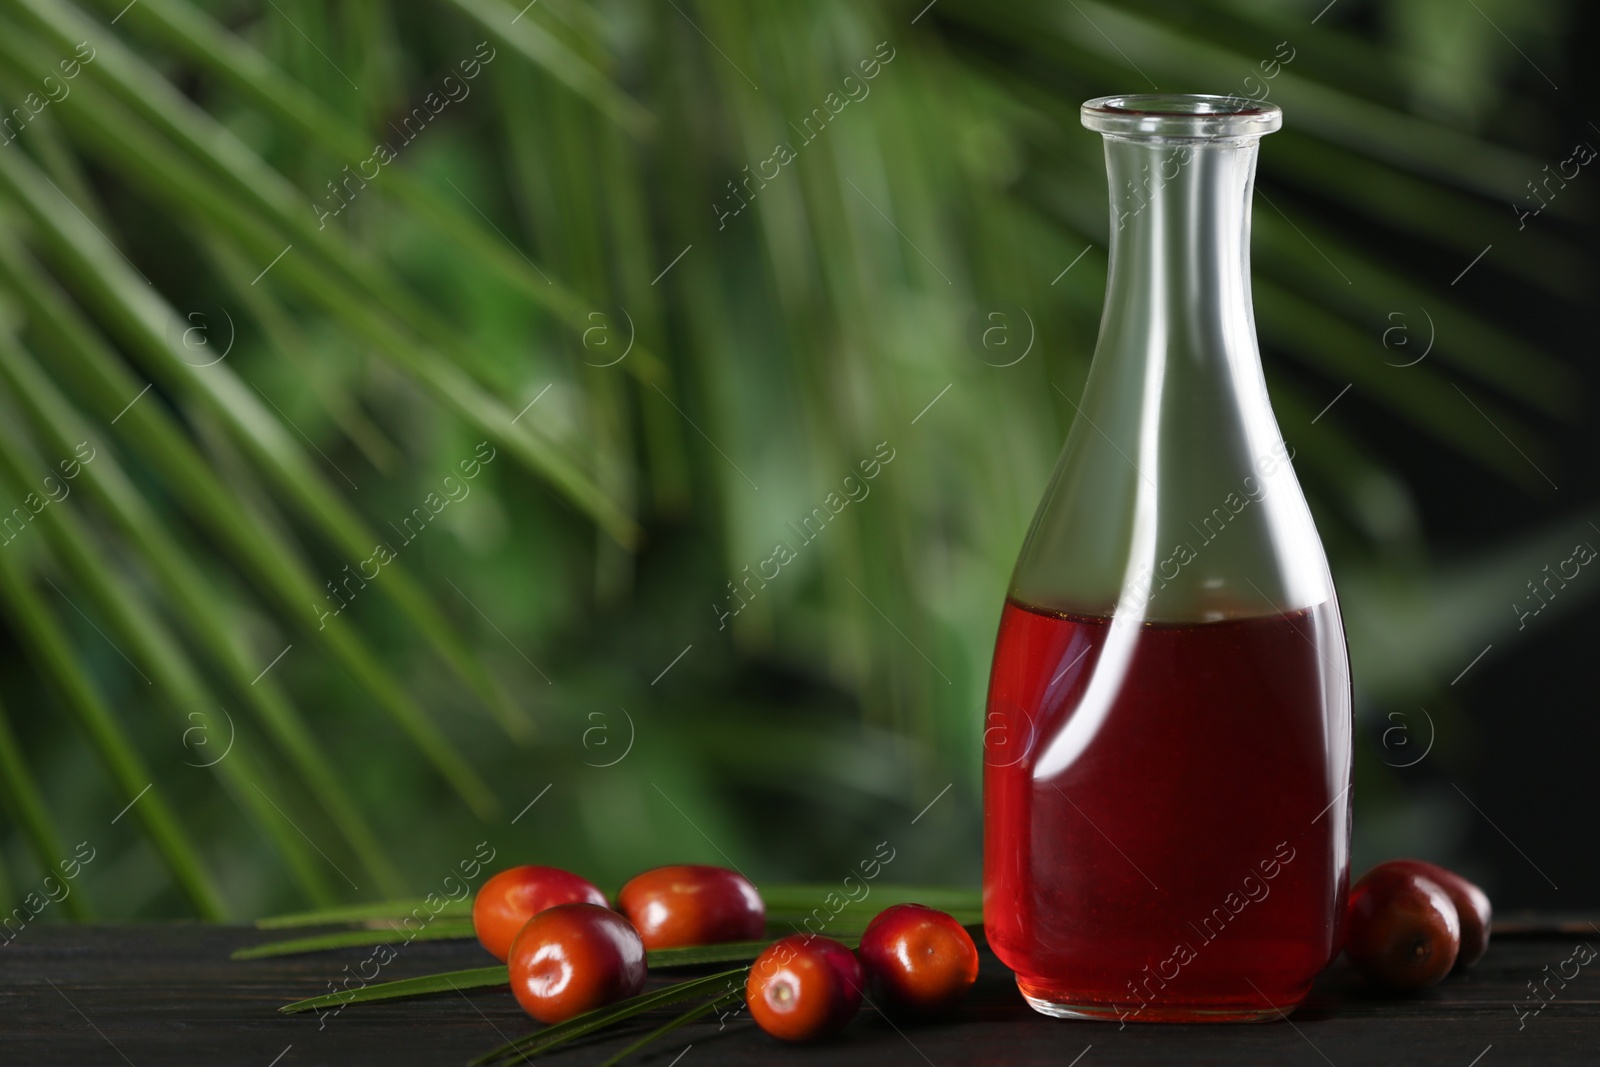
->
[[1012, 131, 1331, 620], [1098, 135, 1262, 384]]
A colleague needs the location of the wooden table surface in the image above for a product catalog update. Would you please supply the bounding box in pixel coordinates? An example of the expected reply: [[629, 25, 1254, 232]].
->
[[2, 923, 1594, 1065]]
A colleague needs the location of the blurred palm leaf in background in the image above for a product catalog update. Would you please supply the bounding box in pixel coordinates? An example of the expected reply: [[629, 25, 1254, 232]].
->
[[0, 0, 1586, 918]]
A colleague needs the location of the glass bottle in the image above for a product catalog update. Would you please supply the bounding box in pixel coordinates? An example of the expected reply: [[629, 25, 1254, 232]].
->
[[983, 95, 1352, 1023]]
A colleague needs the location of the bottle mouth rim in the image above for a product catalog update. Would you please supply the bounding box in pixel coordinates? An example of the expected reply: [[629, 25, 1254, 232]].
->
[[1081, 94, 1283, 139]]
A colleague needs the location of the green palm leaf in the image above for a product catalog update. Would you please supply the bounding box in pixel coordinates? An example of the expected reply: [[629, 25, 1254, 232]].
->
[[0, 411, 343, 905], [438, 0, 654, 137], [0, 694, 91, 920], [0, 323, 406, 896], [0, 517, 224, 917], [0, 225, 496, 819], [85, 0, 671, 386]]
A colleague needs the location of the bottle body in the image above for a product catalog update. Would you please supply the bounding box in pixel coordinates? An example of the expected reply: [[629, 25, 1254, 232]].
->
[[982, 96, 1351, 1022], [984, 601, 1348, 1021]]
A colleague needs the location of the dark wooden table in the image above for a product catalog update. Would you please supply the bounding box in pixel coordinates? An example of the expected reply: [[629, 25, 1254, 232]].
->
[[2, 923, 1594, 1065]]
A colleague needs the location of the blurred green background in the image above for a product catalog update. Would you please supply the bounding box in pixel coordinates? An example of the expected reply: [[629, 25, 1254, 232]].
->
[[0, 0, 1591, 922]]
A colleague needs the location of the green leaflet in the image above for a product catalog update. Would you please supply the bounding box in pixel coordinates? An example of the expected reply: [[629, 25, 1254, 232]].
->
[[257, 899, 474, 929], [279, 964, 510, 1014], [232, 921, 478, 960], [594, 989, 744, 1067], [271, 941, 782, 1015], [0, 693, 90, 920], [436, 0, 655, 138], [469, 968, 749, 1066]]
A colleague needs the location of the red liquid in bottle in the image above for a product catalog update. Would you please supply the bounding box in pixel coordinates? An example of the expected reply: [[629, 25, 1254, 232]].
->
[[983, 599, 1349, 1022]]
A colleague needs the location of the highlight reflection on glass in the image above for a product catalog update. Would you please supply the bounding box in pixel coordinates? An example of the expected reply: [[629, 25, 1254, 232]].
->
[[983, 95, 1353, 1023]]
